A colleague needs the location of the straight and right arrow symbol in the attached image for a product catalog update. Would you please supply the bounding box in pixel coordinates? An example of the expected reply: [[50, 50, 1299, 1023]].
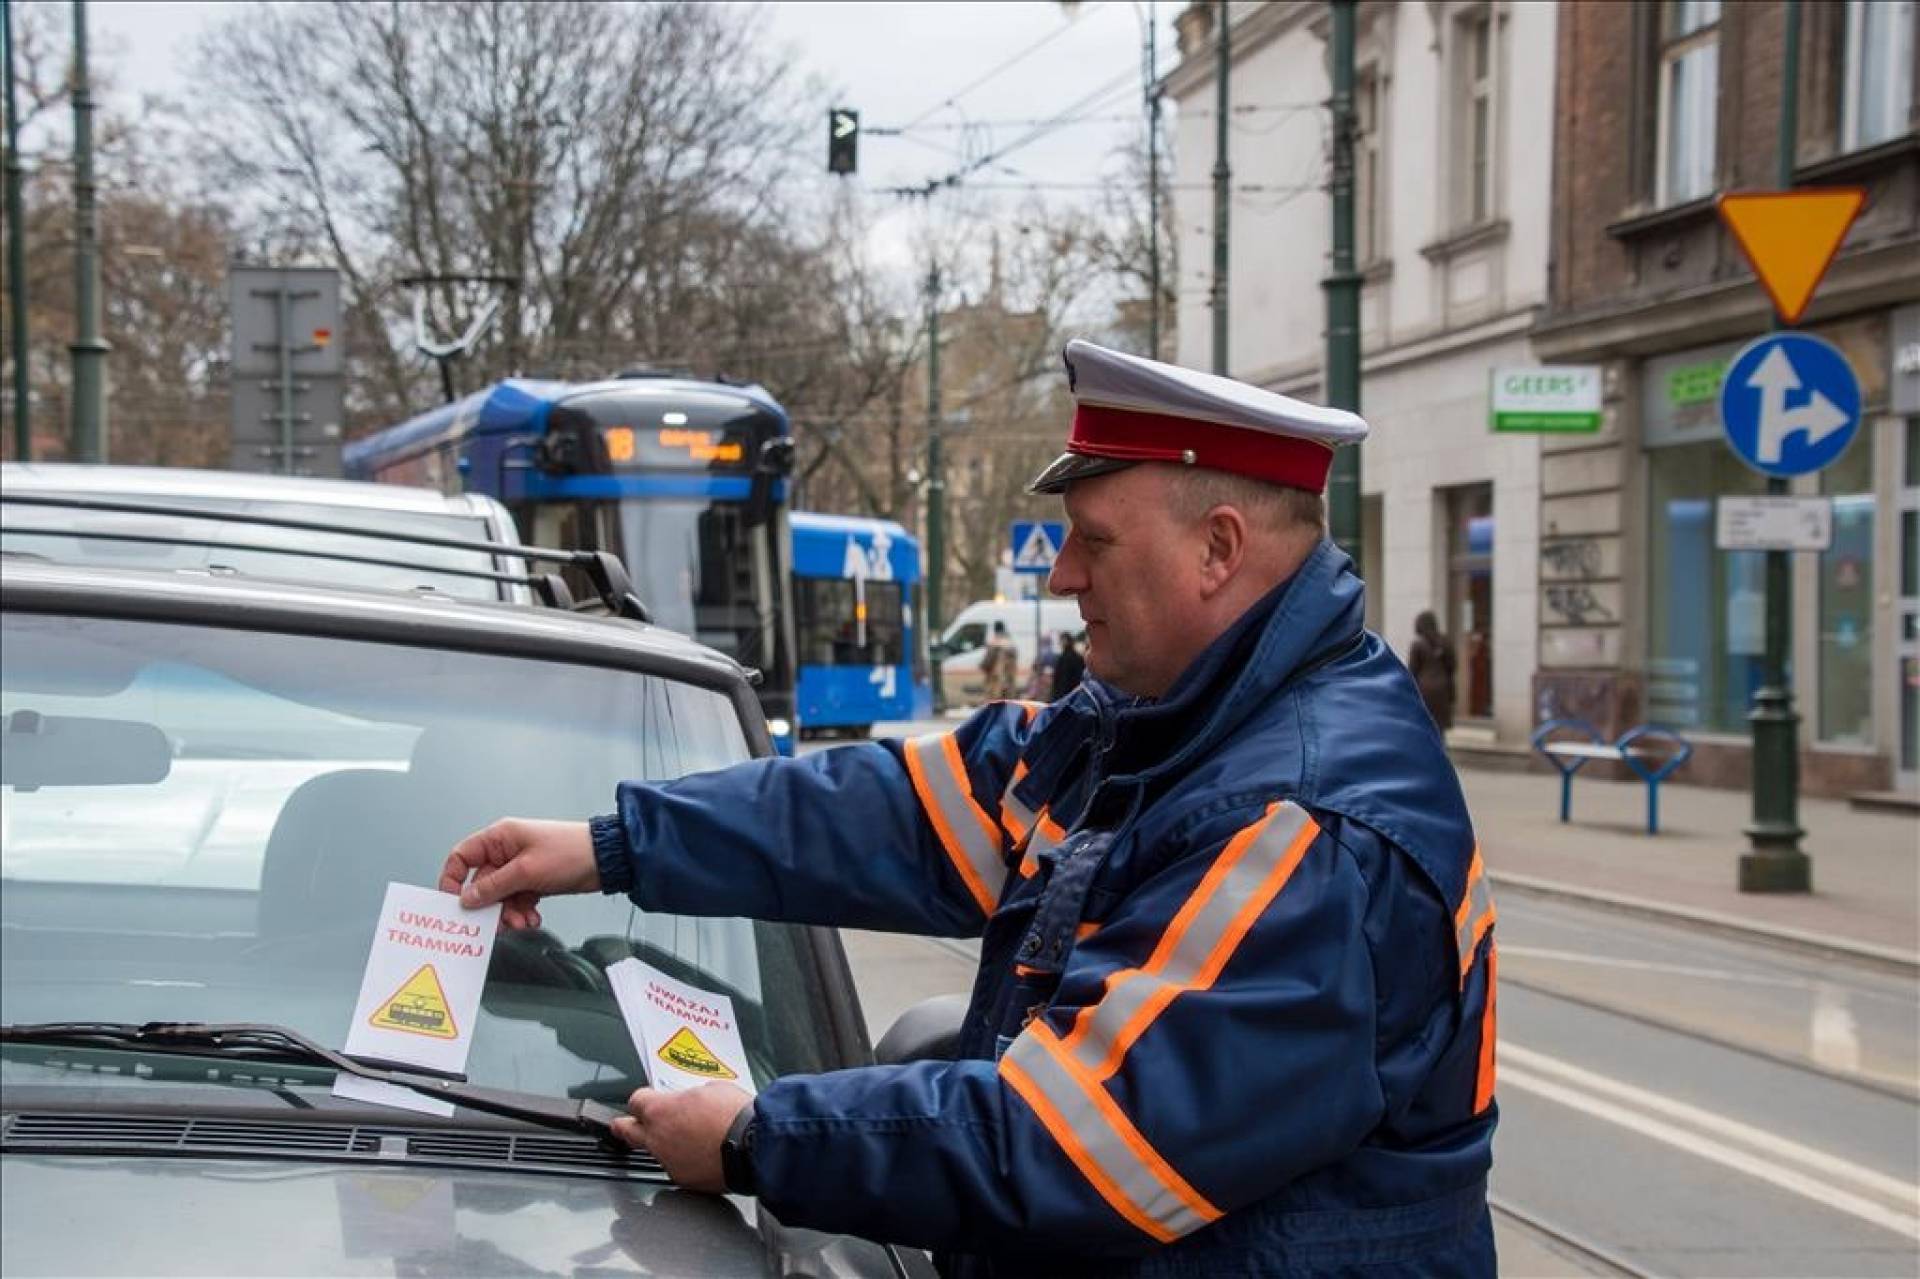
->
[[1744, 345, 1851, 463]]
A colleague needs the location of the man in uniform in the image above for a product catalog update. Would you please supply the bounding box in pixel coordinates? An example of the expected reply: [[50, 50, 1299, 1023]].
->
[[442, 340, 1498, 1275]]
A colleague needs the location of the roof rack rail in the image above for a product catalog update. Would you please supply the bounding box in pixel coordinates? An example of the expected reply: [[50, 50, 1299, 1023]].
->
[[0, 491, 651, 623]]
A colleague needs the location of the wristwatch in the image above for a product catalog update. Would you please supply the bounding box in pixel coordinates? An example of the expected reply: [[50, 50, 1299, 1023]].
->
[[720, 1104, 758, 1196]]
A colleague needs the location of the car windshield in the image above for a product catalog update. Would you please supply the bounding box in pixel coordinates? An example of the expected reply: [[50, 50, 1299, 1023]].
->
[[0, 611, 838, 1115], [0, 498, 511, 601]]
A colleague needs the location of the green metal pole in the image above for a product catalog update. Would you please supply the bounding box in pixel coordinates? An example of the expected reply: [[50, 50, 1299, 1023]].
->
[[1209, 0, 1229, 374], [67, 0, 107, 462], [1740, 0, 1809, 891], [925, 264, 946, 712], [1324, 0, 1362, 561], [4, 0, 31, 460]]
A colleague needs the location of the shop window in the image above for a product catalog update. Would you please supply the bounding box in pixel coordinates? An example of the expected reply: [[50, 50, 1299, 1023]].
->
[[1818, 436, 1874, 744], [1445, 483, 1495, 721], [1656, 0, 1720, 206], [1647, 441, 1767, 732], [1842, 0, 1915, 152]]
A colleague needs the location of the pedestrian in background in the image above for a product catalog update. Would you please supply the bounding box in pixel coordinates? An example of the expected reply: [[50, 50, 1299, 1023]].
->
[[1410, 609, 1457, 732], [1050, 630, 1085, 701], [445, 339, 1495, 1276], [981, 621, 1018, 702], [1024, 631, 1057, 700]]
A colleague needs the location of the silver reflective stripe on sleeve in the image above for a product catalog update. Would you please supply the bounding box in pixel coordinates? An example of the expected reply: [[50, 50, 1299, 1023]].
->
[[1455, 849, 1495, 986], [1000, 1026, 1220, 1243], [902, 732, 1009, 915], [1056, 800, 1320, 1082]]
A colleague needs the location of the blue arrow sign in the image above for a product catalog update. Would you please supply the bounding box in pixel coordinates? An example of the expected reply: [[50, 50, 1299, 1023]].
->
[[1718, 333, 1862, 478], [1010, 521, 1064, 574]]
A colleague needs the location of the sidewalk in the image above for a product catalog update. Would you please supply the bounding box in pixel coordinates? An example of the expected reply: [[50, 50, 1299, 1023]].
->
[[1459, 766, 1919, 961]]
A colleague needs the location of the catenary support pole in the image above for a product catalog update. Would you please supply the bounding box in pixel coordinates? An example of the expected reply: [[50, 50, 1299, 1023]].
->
[[67, 0, 107, 462], [1324, 0, 1363, 565], [4, 0, 30, 459], [925, 263, 946, 711], [1209, 0, 1229, 374], [1740, 0, 1809, 892], [1146, 0, 1161, 360]]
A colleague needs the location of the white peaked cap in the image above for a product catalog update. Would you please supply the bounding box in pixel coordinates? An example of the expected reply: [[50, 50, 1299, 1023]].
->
[[1028, 339, 1370, 495]]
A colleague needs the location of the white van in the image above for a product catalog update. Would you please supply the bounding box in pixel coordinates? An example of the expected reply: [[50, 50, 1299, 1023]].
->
[[933, 598, 1085, 707]]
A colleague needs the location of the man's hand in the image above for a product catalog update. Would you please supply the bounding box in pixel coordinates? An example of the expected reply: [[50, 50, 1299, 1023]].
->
[[611, 1084, 753, 1194], [438, 818, 599, 930]]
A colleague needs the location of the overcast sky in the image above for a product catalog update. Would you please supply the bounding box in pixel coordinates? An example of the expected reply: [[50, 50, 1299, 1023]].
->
[[80, 0, 1183, 277]]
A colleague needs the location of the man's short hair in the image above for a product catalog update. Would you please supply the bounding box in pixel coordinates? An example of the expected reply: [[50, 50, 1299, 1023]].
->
[[1162, 465, 1327, 536]]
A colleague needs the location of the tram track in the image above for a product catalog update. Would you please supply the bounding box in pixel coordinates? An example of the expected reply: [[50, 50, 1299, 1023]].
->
[[1500, 971, 1919, 1104], [1489, 1193, 1662, 1278]]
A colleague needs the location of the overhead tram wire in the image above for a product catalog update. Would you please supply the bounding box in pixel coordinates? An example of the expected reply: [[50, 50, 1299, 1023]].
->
[[893, 2, 1109, 133], [894, 103, 1322, 133], [882, 67, 1144, 201]]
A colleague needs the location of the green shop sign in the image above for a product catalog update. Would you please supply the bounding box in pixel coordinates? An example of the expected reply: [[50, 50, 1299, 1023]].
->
[[1489, 366, 1603, 433]]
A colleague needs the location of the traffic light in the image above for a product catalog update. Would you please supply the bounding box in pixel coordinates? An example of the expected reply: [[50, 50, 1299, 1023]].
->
[[828, 108, 859, 175]]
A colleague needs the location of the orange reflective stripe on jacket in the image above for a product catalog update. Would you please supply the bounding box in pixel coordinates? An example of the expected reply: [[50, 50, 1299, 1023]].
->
[[1018, 811, 1067, 878], [1455, 845, 1497, 1112], [999, 760, 1037, 845], [902, 732, 1008, 915], [1001, 1023, 1222, 1243], [1059, 801, 1320, 1082], [1455, 846, 1495, 987], [998, 801, 1321, 1240]]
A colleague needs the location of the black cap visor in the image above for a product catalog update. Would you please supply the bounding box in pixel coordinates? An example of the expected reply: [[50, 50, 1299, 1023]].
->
[[1026, 450, 1138, 496]]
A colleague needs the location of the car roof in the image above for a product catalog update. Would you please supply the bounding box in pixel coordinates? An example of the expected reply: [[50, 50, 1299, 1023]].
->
[[0, 556, 749, 695], [0, 462, 516, 532]]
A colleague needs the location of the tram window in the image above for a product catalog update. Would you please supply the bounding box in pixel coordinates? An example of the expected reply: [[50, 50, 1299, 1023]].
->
[[866, 582, 905, 666], [797, 579, 860, 666]]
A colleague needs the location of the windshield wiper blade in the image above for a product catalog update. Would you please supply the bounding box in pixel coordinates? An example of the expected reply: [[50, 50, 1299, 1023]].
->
[[0, 1021, 627, 1143]]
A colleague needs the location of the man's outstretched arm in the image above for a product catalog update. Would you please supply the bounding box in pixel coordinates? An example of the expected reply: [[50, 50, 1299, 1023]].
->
[[443, 700, 1044, 937]]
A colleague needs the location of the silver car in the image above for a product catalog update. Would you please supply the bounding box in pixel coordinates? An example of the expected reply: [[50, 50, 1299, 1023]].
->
[[0, 557, 929, 1277], [1, 462, 532, 603]]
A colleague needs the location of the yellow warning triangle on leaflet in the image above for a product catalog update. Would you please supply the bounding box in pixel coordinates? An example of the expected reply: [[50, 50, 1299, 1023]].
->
[[656, 1026, 738, 1080], [1718, 188, 1866, 325], [369, 964, 458, 1039]]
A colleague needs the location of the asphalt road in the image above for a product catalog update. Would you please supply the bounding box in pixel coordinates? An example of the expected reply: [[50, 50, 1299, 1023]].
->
[[804, 724, 1920, 1277]]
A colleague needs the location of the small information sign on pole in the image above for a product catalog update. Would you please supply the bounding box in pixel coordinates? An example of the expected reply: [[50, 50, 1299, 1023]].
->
[[1714, 496, 1833, 553]]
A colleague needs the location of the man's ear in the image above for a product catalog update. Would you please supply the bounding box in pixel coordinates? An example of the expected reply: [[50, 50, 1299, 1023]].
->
[[1198, 505, 1249, 597]]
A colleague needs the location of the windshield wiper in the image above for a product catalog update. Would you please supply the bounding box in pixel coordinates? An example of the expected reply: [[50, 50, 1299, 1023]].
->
[[0, 1021, 627, 1144]]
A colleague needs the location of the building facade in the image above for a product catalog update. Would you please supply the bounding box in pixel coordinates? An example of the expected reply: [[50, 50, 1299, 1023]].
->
[[1165, 0, 1558, 748], [1534, 0, 1918, 798]]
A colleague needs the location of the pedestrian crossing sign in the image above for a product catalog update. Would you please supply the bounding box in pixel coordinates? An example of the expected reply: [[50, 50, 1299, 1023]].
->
[[1011, 521, 1064, 574]]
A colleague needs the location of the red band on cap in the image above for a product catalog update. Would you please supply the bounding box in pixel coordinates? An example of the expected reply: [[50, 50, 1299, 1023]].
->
[[1068, 404, 1336, 492]]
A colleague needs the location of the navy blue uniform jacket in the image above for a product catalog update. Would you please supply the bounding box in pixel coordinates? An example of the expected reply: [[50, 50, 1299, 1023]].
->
[[590, 541, 1499, 1275]]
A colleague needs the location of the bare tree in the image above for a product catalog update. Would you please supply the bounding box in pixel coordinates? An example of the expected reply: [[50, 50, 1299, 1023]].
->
[[190, 0, 823, 430], [3, 1, 232, 465]]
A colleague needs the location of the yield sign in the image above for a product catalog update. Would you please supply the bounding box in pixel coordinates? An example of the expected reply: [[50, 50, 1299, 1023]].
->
[[1717, 188, 1866, 325]]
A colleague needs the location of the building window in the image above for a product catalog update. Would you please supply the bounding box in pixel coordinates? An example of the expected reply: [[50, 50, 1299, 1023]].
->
[[1842, 0, 1915, 151], [1356, 68, 1385, 262], [1444, 483, 1495, 721], [1647, 440, 1767, 733], [1818, 436, 1875, 744], [1656, 0, 1720, 206], [1451, 7, 1497, 227]]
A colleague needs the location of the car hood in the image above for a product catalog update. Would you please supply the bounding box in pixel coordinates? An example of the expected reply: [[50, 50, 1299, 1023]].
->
[[1, 1150, 902, 1277]]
